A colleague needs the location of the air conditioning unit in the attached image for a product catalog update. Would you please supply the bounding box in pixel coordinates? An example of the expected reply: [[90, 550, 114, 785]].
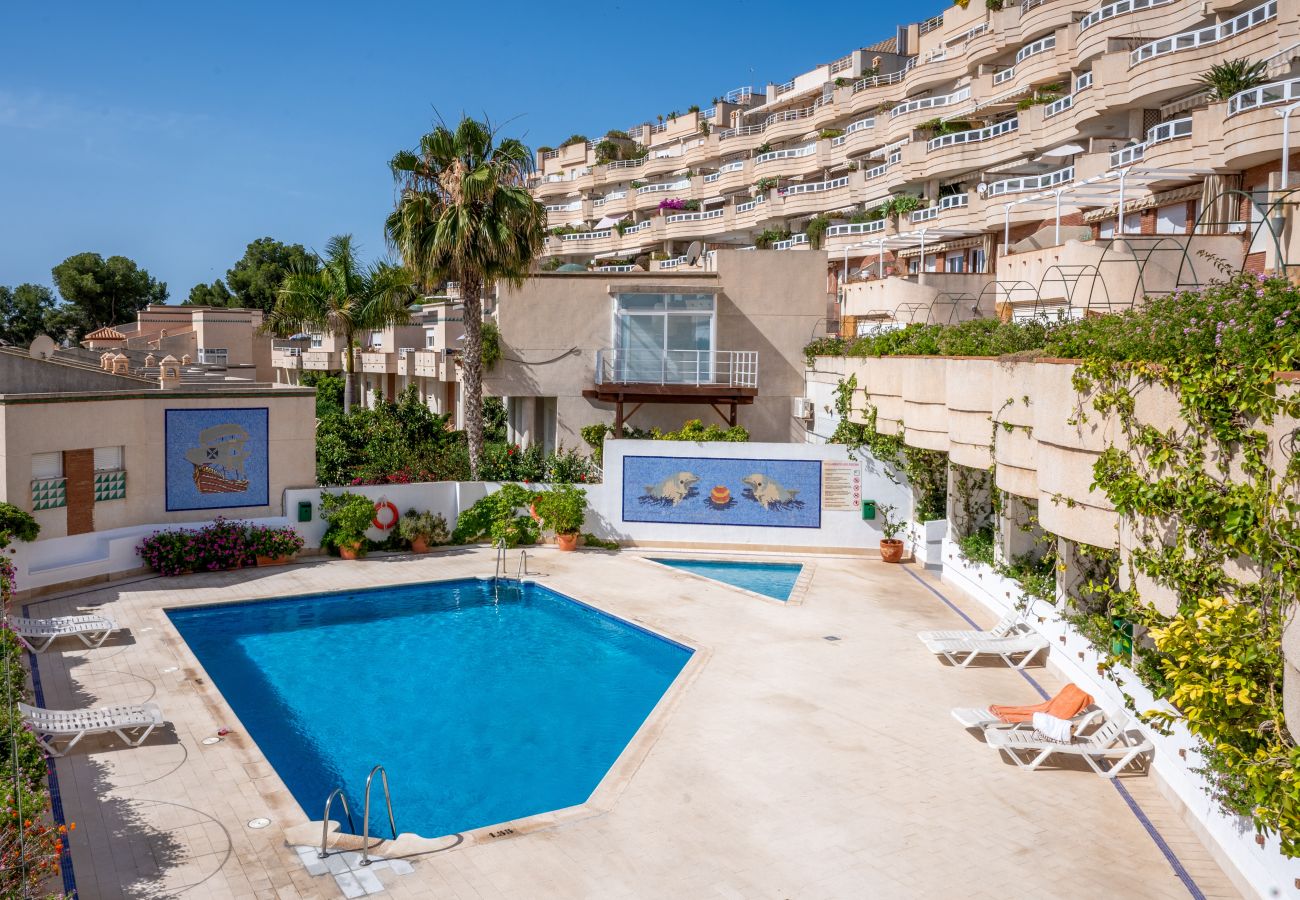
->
[[792, 397, 815, 420]]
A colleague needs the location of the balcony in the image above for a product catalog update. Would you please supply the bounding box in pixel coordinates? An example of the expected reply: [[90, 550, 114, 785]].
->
[[271, 347, 302, 370], [1129, 0, 1277, 67], [988, 165, 1074, 197], [927, 118, 1019, 152], [587, 348, 760, 430], [1109, 117, 1192, 167], [1080, 0, 1175, 31], [1228, 76, 1300, 116], [911, 194, 970, 223], [303, 350, 340, 371], [891, 86, 972, 119], [361, 351, 396, 374]]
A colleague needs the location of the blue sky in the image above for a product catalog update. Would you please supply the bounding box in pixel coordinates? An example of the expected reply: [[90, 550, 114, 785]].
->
[[1, 1, 941, 300]]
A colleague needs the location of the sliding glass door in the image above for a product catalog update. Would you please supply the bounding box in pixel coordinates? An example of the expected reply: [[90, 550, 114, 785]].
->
[[613, 293, 715, 383]]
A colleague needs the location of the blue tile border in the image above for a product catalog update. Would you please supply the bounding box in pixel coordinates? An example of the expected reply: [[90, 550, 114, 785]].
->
[[902, 567, 1207, 900], [22, 601, 78, 899]]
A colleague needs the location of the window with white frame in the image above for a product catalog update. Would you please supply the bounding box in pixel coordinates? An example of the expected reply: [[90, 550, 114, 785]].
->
[[944, 251, 965, 273], [1155, 202, 1188, 234], [310, 333, 324, 348], [612, 292, 716, 383]]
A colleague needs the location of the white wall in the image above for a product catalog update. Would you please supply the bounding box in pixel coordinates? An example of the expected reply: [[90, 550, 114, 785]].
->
[[595, 439, 910, 552]]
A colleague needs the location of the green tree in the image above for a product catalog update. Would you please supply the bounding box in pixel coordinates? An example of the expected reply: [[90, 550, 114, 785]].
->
[[266, 235, 414, 414], [186, 279, 234, 306], [50, 253, 167, 335], [0, 284, 58, 345], [226, 237, 317, 311], [385, 116, 547, 477]]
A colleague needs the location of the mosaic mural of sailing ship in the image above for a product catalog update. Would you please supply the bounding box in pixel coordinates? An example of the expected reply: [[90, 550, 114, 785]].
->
[[165, 408, 269, 511], [186, 424, 252, 493]]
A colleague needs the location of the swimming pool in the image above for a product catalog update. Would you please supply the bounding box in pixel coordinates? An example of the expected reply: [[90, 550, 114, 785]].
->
[[649, 558, 803, 601], [167, 579, 691, 839]]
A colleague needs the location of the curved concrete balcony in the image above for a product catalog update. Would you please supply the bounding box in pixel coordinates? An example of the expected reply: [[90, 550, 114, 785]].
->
[[661, 207, 728, 241], [591, 190, 631, 218], [773, 175, 854, 218], [1003, 31, 1072, 94], [906, 52, 972, 97], [1074, 0, 1194, 62], [945, 357, 998, 469], [1018, 0, 1081, 45], [886, 86, 974, 142], [708, 160, 752, 195], [842, 75, 910, 121], [599, 155, 654, 187], [914, 118, 1021, 181], [640, 153, 689, 181], [716, 124, 770, 157], [1221, 77, 1300, 169], [823, 219, 888, 252], [554, 228, 619, 255], [732, 193, 775, 231], [302, 350, 341, 371], [861, 356, 905, 435], [1128, 0, 1277, 69], [992, 361, 1039, 499], [534, 175, 590, 201], [751, 142, 826, 181], [833, 117, 880, 159], [631, 178, 695, 213]]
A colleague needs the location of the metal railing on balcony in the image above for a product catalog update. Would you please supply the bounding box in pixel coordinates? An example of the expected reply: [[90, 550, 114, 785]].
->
[[919, 12, 944, 35], [650, 122, 669, 135], [596, 349, 758, 388], [622, 220, 652, 234], [891, 86, 972, 117], [865, 162, 889, 179], [700, 106, 716, 120], [1080, 0, 1174, 31], [993, 66, 1017, 86], [607, 156, 650, 171], [988, 165, 1074, 197], [665, 208, 725, 223], [1075, 72, 1094, 92], [719, 160, 746, 173], [829, 54, 854, 75], [724, 86, 755, 104], [1044, 94, 1074, 118], [1110, 142, 1146, 167], [780, 176, 849, 196], [911, 194, 969, 223], [736, 194, 768, 213], [1228, 76, 1300, 116], [596, 265, 637, 273], [755, 143, 817, 164], [845, 117, 876, 135], [1130, 0, 1277, 67], [927, 117, 1018, 151], [852, 62, 915, 94], [593, 191, 628, 206], [1146, 116, 1193, 145], [1016, 34, 1056, 64], [826, 220, 885, 238], [657, 256, 689, 269], [560, 229, 613, 242], [703, 172, 721, 183], [774, 79, 796, 96], [545, 200, 582, 212], [541, 150, 560, 161], [636, 179, 693, 194], [772, 234, 809, 250]]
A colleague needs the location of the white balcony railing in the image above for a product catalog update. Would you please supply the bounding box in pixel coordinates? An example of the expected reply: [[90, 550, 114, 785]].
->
[[720, 160, 746, 173], [703, 172, 721, 183], [545, 200, 582, 212], [780, 176, 850, 196], [1146, 116, 1193, 145], [595, 348, 758, 388], [927, 117, 1018, 151], [772, 233, 808, 250], [846, 117, 876, 134], [657, 256, 688, 269], [826, 220, 885, 238], [993, 66, 1017, 86], [736, 194, 768, 213], [1015, 34, 1057, 64], [596, 265, 636, 273], [911, 193, 969, 223], [1228, 76, 1300, 116], [1044, 94, 1074, 118], [919, 12, 944, 35], [1110, 143, 1146, 167], [1075, 72, 1094, 92], [1080, 0, 1174, 31], [622, 220, 652, 235], [755, 143, 817, 164], [852, 62, 914, 93], [636, 179, 692, 194], [988, 165, 1074, 197], [891, 86, 972, 118], [1130, 0, 1277, 67], [665, 208, 725, 223], [724, 86, 754, 104], [560, 229, 613, 242], [865, 162, 889, 179], [606, 156, 649, 171]]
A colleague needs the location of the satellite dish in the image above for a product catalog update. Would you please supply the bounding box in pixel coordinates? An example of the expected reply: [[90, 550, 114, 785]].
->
[[684, 241, 703, 266], [28, 335, 56, 360]]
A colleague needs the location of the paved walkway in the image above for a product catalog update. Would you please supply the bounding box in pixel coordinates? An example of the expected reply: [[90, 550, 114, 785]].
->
[[23, 548, 1242, 899]]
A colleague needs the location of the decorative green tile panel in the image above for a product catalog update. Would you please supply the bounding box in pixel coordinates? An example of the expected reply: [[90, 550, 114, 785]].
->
[[94, 469, 127, 502], [32, 477, 67, 511]]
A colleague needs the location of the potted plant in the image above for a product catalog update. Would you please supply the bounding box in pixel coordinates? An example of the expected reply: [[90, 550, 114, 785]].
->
[[320, 492, 375, 560], [533, 484, 587, 551], [247, 524, 305, 566], [399, 509, 449, 553], [877, 503, 906, 563]]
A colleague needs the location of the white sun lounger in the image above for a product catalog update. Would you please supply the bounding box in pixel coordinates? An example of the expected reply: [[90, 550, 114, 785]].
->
[[917, 610, 1028, 653], [950, 705, 1105, 731], [926, 634, 1049, 669], [984, 718, 1153, 777], [9, 615, 119, 653], [19, 702, 165, 757]]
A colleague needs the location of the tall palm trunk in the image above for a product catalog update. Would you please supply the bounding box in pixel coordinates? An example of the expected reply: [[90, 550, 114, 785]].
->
[[461, 277, 485, 479], [342, 326, 356, 414]]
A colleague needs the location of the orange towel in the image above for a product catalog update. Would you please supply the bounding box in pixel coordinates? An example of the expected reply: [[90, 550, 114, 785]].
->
[[988, 684, 1093, 724]]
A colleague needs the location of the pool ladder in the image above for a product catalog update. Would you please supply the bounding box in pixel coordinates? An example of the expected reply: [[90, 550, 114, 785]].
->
[[318, 764, 398, 866], [492, 540, 527, 601]]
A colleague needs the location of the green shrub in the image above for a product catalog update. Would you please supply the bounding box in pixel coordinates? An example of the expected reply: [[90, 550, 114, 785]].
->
[[398, 510, 449, 545], [533, 483, 587, 535], [320, 492, 376, 554], [452, 484, 540, 547], [581, 532, 620, 551]]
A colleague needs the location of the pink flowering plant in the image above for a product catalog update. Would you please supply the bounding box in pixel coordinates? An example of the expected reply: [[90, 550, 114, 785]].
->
[[136, 517, 265, 575], [246, 525, 305, 560]]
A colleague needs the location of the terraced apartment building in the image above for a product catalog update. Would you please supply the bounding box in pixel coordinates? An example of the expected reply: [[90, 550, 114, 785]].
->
[[531, 0, 1298, 329]]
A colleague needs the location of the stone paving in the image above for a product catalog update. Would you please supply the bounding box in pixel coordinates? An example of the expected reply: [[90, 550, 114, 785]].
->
[[22, 548, 1244, 899]]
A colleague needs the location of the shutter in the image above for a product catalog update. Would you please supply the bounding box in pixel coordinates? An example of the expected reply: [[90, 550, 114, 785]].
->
[[94, 446, 124, 471], [32, 452, 63, 479]]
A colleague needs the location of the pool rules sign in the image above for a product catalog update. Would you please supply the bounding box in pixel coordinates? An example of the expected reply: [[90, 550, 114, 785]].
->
[[821, 460, 861, 511]]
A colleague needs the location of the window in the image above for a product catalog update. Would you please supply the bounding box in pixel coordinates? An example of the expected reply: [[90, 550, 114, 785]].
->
[[1099, 219, 1115, 238], [425, 332, 437, 349], [369, 330, 383, 349], [944, 251, 965, 273], [32, 452, 63, 480], [612, 293, 716, 383], [310, 333, 323, 348], [971, 247, 987, 273], [1155, 202, 1187, 234], [1123, 211, 1142, 233], [94, 446, 123, 471]]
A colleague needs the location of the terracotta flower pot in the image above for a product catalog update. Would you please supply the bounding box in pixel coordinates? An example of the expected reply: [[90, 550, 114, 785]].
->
[[556, 532, 579, 552], [410, 536, 430, 554], [879, 539, 905, 563], [255, 554, 292, 567], [338, 542, 363, 561]]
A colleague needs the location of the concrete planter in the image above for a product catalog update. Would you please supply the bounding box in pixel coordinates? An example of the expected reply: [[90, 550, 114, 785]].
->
[[946, 358, 1000, 469], [991, 360, 1038, 499], [862, 357, 905, 435], [901, 357, 949, 452]]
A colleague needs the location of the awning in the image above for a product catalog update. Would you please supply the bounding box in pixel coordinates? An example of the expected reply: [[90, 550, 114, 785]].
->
[[1040, 143, 1085, 158], [896, 235, 986, 258], [594, 215, 627, 229], [1082, 183, 1203, 222], [606, 283, 721, 294]]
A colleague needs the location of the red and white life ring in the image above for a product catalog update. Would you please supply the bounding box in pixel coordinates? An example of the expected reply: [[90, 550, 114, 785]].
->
[[372, 500, 399, 530]]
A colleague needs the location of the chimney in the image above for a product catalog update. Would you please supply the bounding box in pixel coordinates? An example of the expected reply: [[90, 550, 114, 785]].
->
[[111, 353, 129, 376], [100, 352, 114, 370], [181, 353, 192, 365], [159, 355, 181, 389], [144, 353, 157, 367]]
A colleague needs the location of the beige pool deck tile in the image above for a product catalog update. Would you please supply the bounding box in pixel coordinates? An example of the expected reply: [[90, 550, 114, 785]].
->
[[21, 548, 1244, 899]]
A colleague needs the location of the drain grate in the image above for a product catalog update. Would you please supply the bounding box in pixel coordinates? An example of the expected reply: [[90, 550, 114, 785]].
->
[[823, 635, 842, 642]]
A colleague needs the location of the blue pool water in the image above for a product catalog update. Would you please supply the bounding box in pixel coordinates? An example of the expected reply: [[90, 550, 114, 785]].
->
[[167, 579, 691, 839], [650, 558, 803, 601]]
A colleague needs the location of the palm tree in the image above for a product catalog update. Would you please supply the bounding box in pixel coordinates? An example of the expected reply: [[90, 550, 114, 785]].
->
[[266, 234, 414, 414], [385, 116, 546, 478], [1197, 58, 1268, 101]]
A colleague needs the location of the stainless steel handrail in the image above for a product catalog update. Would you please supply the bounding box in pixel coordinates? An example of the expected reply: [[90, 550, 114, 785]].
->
[[360, 765, 397, 867], [319, 787, 356, 859], [517, 549, 528, 579]]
